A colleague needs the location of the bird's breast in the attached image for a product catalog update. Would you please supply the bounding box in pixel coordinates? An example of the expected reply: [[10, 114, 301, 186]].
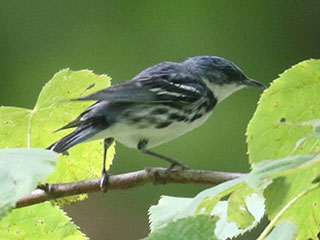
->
[[108, 101, 213, 149], [108, 112, 212, 149]]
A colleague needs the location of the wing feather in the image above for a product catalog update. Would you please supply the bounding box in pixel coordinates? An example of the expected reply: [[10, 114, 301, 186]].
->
[[76, 62, 206, 103]]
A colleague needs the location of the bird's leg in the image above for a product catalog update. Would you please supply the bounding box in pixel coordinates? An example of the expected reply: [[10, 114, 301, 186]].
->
[[100, 137, 114, 192], [137, 140, 190, 171]]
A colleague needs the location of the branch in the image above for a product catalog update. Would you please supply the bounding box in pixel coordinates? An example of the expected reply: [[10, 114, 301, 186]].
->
[[16, 167, 246, 209]]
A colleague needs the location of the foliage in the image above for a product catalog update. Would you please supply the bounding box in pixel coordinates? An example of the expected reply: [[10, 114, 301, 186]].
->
[[0, 70, 113, 238], [146, 215, 218, 240], [0, 148, 57, 219], [0, 202, 87, 240], [0, 69, 114, 184], [264, 220, 298, 240], [248, 59, 320, 239]]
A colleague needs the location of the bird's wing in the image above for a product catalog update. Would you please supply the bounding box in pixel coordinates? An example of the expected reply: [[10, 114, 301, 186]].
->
[[75, 74, 206, 103]]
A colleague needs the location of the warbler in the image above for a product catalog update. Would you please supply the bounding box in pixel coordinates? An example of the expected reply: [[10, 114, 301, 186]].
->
[[48, 56, 265, 188]]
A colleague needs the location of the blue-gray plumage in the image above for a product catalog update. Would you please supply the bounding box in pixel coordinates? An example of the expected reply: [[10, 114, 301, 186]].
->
[[48, 56, 265, 189]]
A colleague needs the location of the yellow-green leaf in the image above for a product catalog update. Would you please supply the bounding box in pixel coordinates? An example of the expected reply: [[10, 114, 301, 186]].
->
[[0, 69, 115, 197]]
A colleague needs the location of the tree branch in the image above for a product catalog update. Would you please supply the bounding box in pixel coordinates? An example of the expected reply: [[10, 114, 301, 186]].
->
[[16, 167, 246, 209]]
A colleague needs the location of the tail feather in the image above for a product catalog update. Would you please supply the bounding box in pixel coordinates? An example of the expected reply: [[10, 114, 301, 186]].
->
[[47, 125, 98, 153], [53, 118, 81, 133]]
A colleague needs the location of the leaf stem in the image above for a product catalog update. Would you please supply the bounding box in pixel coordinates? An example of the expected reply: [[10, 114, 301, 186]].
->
[[27, 108, 36, 148]]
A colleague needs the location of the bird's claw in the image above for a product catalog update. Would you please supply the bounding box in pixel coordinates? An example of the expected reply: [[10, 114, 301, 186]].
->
[[37, 183, 50, 192], [166, 161, 190, 173], [100, 170, 110, 193]]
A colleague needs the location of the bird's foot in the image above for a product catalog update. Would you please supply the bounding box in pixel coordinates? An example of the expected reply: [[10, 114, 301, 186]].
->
[[166, 160, 190, 173], [100, 169, 110, 193], [37, 183, 50, 192]]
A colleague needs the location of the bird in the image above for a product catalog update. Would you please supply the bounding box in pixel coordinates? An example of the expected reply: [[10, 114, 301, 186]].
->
[[47, 55, 265, 189]]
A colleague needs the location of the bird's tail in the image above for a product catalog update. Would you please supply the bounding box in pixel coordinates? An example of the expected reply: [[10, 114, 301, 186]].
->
[[47, 125, 98, 153]]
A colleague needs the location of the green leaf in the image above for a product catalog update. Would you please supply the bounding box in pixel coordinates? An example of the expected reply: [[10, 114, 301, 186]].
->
[[227, 186, 256, 229], [301, 119, 320, 138], [263, 164, 320, 239], [32, 69, 114, 183], [213, 194, 264, 239], [247, 59, 320, 163], [149, 177, 245, 228], [149, 153, 320, 239], [264, 220, 298, 240], [0, 69, 115, 203], [149, 196, 193, 231], [0, 107, 32, 148], [247, 153, 320, 239], [0, 148, 57, 219], [148, 178, 243, 231], [149, 177, 265, 239], [292, 119, 320, 151], [246, 154, 317, 191], [312, 174, 320, 184], [146, 215, 218, 240], [0, 202, 87, 239], [247, 59, 320, 239], [195, 178, 245, 216]]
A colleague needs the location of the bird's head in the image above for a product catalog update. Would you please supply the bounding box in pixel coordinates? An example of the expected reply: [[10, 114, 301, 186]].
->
[[183, 56, 266, 102]]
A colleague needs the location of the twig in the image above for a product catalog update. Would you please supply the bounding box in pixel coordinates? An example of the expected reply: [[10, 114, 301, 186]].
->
[[16, 167, 245, 209]]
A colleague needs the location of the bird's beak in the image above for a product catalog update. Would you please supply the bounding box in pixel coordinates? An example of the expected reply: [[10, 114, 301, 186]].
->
[[243, 78, 266, 89]]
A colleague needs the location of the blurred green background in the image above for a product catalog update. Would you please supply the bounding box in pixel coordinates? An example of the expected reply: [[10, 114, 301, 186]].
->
[[1, 1, 319, 239]]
